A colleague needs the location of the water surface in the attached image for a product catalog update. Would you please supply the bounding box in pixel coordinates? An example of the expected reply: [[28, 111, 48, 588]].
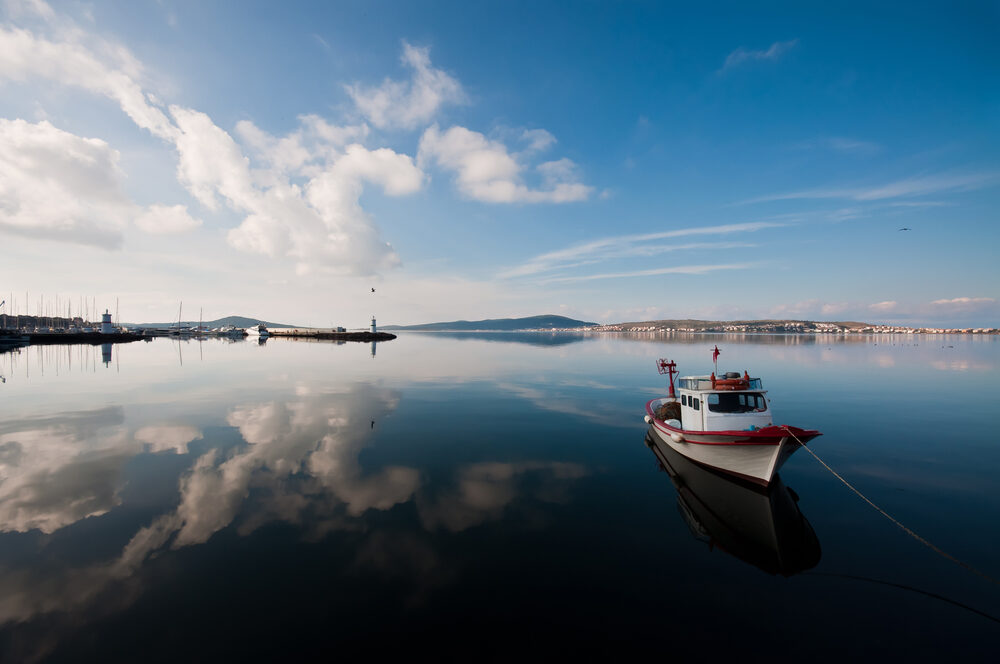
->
[[1, 333, 998, 661]]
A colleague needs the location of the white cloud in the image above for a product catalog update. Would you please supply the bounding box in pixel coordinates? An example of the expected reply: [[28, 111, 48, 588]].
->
[[501, 221, 781, 278], [869, 301, 898, 312], [721, 39, 798, 71], [0, 25, 177, 139], [929, 297, 995, 308], [419, 124, 592, 203], [2, 0, 55, 21], [346, 41, 465, 130], [171, 110, 419, 275], [519, 128, 556, 153], [0, 118, 131, 246], [134, 204, 202, 235], [1, 16, 422, 275]]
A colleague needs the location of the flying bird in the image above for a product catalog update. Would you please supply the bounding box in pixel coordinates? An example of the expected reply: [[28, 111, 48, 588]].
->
[[371, 288, 375, 293], [899, 227, 911, 231]]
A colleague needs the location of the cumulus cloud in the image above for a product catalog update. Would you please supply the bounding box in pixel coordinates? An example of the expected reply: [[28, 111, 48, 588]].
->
[[134, 204, 202, 235], [419, 124, 591, 203], [171, 109, 419, 274], [346, 41, 465, 129], [2, 15, 423, 274], [721, 39, 799, 72], [0, 118, 131, 246]]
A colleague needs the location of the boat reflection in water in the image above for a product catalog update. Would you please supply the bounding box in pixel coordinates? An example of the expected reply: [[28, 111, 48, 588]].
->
[[645, 430, 821, 576]]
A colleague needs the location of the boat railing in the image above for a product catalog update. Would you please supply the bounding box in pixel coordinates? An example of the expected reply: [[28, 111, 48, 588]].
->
[[677, 377, 762, 391]]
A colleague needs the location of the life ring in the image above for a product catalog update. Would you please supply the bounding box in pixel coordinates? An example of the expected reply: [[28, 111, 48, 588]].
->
[[711, 375, 749, 390]]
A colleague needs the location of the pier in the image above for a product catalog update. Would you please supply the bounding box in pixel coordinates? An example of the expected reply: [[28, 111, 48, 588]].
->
[[26, 331, 146, 345], [269, 328, 396, 342]]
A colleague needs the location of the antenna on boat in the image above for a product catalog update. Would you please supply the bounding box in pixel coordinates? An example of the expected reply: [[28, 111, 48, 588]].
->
[[656, 358, 678, 399]]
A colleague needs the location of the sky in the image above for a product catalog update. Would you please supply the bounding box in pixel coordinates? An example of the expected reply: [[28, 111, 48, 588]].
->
[[0, 0, 997, 328]]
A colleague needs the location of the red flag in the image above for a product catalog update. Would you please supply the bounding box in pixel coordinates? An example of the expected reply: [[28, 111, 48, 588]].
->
[[712, 345, 721, 363]]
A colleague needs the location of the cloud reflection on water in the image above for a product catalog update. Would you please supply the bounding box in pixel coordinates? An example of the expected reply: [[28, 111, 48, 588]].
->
[[0, 406, 129, 534], [0, 377, 589, 638]]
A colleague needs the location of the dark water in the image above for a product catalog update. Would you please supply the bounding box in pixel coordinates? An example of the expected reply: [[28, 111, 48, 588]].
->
[[1, 333, 998, 661]]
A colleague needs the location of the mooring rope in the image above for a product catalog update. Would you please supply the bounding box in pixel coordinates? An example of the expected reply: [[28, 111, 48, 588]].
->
[[782, 426, 1000, 587]]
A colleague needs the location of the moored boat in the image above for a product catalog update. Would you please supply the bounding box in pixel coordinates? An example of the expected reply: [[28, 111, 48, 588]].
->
[[644, 346, 820, 486], [217, 325, 248, 338], [246, 323, 269, 338]]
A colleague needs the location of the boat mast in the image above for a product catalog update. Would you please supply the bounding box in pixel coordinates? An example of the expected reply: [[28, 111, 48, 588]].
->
[[657, 358, 678, 399]]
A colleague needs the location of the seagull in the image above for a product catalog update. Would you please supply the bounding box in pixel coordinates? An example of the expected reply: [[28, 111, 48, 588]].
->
[[371, 288, 375, 293], [899, 227, 911, 231]]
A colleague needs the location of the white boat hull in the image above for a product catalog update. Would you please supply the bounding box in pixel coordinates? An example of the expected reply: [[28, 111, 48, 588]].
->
[[648, 420, 789, 485]]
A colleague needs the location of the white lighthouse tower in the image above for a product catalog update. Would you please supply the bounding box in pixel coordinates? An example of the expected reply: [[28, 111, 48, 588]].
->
[[100, 309, 114, 334], [370, 316, 377, 334]]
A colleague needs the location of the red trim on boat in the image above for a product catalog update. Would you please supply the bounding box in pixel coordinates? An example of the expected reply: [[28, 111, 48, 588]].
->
[[645, 398, 821, 446]]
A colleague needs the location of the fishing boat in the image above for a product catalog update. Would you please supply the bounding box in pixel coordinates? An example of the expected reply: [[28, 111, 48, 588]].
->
[[644, 346, 820, 486]]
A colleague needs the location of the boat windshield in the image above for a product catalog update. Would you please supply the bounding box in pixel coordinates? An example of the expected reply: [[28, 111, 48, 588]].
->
[[707, 392, 767, 413]]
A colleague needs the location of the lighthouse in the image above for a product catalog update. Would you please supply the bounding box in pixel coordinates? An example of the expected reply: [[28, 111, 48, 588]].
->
[[101, 309, 114, 334], [370, 316, 377, 334]]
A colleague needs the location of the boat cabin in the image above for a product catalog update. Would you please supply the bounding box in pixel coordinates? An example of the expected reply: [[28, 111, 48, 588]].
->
[[676, 374, 772, 432]]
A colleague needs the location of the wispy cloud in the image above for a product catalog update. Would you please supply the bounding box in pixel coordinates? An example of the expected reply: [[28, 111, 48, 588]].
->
[[541, 262, 756, 284], [740, 172, 1000, 205], [930, 296, 995, 307], [793, 137, 881, 155], [721, 39, 798, 72], [500, 221, 781, 278]]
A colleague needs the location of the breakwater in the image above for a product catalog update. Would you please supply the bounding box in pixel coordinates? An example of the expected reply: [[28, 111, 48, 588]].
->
[[270, 328, 396, 342], [27, 331, 146, 345]]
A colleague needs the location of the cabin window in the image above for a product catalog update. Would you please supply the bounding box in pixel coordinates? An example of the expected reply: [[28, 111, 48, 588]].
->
[[708, 392, 766, 413], [692, 398, 700, 411], [681, 394, 687, 406]]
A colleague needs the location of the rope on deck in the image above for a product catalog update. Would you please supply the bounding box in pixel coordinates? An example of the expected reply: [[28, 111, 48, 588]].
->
[[782, 426, 1000, 588]]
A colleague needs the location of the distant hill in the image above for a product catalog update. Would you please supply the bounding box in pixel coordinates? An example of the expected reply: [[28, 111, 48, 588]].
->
[[131, 315, 298, 329], [383, 315, 598, 331]]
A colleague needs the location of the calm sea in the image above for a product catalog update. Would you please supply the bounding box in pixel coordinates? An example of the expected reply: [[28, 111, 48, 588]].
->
[[1, 332, 998, 661]]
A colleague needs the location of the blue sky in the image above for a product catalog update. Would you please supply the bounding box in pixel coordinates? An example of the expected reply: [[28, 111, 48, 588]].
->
[[1, 0, 997, 327]]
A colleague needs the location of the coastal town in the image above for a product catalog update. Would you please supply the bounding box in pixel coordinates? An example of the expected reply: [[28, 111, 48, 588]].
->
[[589, 320, 999, 335]]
